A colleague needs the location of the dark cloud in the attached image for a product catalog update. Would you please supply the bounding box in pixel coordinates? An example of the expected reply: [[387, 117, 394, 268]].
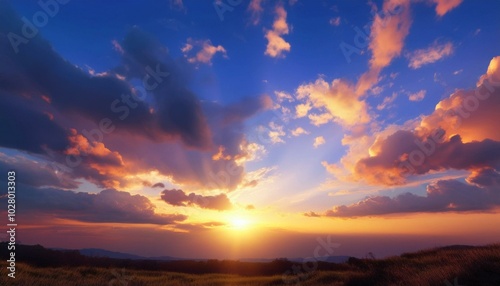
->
[[466, 168, 500, 187], [117, 27, 212, 149], [0, 152, 79, 189], [0, 95, 70, 154], [0, 183, 186, 225], [152, 182, 166, 188], [355, 132, 500, 185], [321, 169, 500, 217], [0, 4, 154, 135], [304, 211, 321, 217], [160, 189, 233, 211], [0, 1, 270, 191]]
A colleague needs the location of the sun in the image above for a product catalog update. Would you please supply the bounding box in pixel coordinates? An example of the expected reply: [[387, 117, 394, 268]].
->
[[229, 216, 251, 230]]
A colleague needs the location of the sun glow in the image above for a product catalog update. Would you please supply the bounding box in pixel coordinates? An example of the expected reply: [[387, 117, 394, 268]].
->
[[229, 216, 251, 230]]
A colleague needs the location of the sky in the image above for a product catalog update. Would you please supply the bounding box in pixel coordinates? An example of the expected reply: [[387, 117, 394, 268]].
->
[[1, 0, 500, 259]]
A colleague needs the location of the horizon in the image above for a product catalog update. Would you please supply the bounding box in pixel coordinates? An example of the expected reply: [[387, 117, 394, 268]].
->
[[1, 0, 500, 262]]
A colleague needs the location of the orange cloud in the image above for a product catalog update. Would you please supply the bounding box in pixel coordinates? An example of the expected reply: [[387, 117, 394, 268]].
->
[[182, 38, 227, 65], [409, 90, 426, 102], [291, 127, 309, 137], [264, 4, 291, 58], [433, 0, 463, 16], [420, 56, 500, 143], [295, 102, 311, 118], [322, 169, 500, 217], [356, 0, 412, 95], [340, 56, 500, 186], [408, 41, 454, 69], [296, 78, 370, 127], [308, 112, 334, 126], [313, 136, 326, 148]]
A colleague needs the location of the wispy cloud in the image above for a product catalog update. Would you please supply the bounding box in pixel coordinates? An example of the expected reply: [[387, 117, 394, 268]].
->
[[356, 0, 412, 95], [408, 42, 454, 69], [329, 17, 341, 26], [248, 0, 264, 25], [377, 92, 398, 110]]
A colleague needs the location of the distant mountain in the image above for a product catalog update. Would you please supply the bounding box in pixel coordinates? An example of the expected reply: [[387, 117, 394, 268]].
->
[[291, 256, 351, 263], [239, 256, 350, 263], [79, 248, 183, 261], [78, 248, 351, 263]]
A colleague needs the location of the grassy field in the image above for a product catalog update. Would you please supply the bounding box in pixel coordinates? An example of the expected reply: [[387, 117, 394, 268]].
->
[[1, 244, 499, 285]]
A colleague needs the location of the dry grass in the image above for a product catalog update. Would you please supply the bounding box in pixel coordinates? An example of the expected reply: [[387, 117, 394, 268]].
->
[[1, 244, 499, 285]]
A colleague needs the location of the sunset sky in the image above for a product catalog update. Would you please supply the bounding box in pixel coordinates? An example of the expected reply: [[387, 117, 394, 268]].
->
[[1, 0, 500, 259]]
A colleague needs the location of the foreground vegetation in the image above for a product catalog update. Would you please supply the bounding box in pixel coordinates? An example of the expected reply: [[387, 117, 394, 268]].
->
[[1, 243, 499, 285]]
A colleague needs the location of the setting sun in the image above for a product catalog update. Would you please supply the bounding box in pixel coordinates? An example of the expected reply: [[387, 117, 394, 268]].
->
[[229, 216, 251, 230]]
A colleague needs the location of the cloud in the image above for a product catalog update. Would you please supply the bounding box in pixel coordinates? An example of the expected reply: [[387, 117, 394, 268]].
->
[[407, 42, 454, 69], [0, 12, 211, 150], [0, 94, 70, 154], [355, 0, 412, 95], [291, 127, 309, 137], [377, 92, 398, 110], [267, 122, 286, 144], [0, 184, 186, 224], [313, 136, 326, 148], [420, 56, 500, 143], [275, 90, 294, 103], [160, 189, 233, 210], [332, 56, 500, 187], [264, 4, 291, 58], [296, 78, 370, 127], [323, 169, 500, 217], [355, 132, 500, 185], [304, 211, 321, 217], [182, 38, 227, 65], [0, 3, 271, 191], [0, 152, 79, 189], [433, 0, 463, 16], [248, 0, 264, 25], [409, 90, 426, 102], [152, 182, 165, 188], [308, 113, 334, 126], [295, 102, 312, 118], [329, 17, 341, 26]]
